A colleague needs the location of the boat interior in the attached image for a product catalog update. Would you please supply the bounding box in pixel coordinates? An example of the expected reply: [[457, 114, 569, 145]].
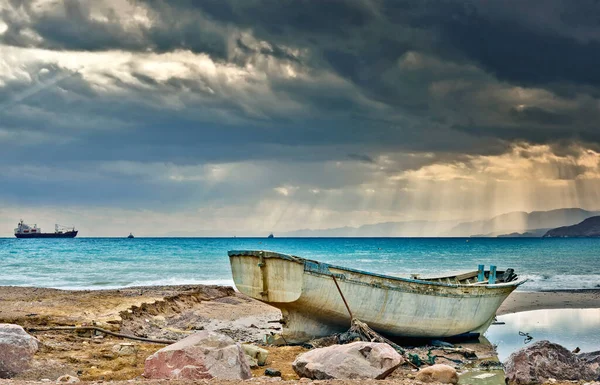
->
[[410, 266, 518, 285]]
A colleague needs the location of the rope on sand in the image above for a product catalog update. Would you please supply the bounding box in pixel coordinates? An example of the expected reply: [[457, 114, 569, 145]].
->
[[27, 326, 175, 345]]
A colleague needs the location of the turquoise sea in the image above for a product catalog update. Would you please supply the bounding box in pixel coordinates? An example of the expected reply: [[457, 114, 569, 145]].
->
[[0, 237, 599, 291]]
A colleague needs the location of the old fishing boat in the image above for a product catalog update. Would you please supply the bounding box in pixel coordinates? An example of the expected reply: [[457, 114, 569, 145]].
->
[[229, 250, 526, 343]]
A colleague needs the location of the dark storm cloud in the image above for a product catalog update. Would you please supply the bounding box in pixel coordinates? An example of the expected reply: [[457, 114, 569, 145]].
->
[[172, 1, 600, 101], [0, 67, 503, 172], [3, 0, 600, 92], [509, 106, 574, 126], [347, 153, 375, 164], [0, 0, 229, 58], [2, 0, 600, 213], [1, 0, 138, 50], [234, 38, 300, 64], [439, 3, 600, 89], [134, 0, 600, 151]]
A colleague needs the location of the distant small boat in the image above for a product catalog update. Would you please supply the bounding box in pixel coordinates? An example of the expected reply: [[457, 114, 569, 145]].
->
[[229, 250, 526, 343], [127, 233, 134, 239], [14, 220, 77, 238], [267, 233, 274, 239]]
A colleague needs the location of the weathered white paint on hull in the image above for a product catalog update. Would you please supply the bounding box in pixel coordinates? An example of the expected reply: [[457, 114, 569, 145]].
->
[[229, 250, 525, 343]]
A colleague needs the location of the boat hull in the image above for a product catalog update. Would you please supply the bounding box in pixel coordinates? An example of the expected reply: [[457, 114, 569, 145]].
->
[[229, 250, 524, 343], [15, 231, 78, 238]]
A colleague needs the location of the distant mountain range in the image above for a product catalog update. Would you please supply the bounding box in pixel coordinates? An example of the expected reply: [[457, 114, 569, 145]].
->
[[543, 216, 600, 237], [444, 208, 600, 237], [281, 208, 600, 238], [158, 208, 600, 237], [282, 220, 458, 237], [474, 228, 551, 238]]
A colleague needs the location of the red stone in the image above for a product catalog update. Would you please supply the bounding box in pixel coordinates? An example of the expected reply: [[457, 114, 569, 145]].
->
[[143, 331, 251, 380]]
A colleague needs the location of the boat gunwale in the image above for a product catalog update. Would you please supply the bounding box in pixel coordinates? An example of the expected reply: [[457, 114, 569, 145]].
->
[[227, 249, 527, 290]]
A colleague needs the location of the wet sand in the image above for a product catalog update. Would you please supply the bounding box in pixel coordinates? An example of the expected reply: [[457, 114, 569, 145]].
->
[[0, 285, 598, 384], [498, 289, 600, 315]]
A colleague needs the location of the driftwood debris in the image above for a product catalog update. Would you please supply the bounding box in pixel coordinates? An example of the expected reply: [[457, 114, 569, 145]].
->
[[27, 326, 175, 345]]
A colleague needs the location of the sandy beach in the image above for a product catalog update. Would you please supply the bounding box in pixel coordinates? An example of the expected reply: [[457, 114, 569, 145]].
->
[[497, 289, 600, 315], [0, 285, 598, 384]]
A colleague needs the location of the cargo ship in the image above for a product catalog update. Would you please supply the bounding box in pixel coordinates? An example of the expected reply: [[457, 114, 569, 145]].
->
[[14, 220, 78, 238]]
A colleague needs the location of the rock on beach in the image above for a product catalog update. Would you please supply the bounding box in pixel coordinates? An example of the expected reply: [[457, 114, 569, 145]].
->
[[504, 340, 598, 384], [243, 344, 269, 366], [112, 343, 138, 356], [55, 374, 80, 383], [0, 324, 39, 378], [415, 364, 459, 384], [579, 350, 600, 375], [143, 330, 251, 380], [292, 341, 403, 380]]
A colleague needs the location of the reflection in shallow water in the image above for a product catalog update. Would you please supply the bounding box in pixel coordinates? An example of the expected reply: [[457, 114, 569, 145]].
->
[[459, 369, 506, 385], [485, 308, 600, 362]]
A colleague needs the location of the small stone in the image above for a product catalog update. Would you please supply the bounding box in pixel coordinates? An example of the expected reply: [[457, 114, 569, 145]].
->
[[112, 343, 138, 356], [265, 368, 281, 377], [415, 364, 459, 384], [243, 344, 269, 366], [56, 375, 80, 383]]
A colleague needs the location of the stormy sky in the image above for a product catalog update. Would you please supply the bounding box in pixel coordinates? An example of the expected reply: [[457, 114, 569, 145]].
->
[[1, 0, 600, 236]]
